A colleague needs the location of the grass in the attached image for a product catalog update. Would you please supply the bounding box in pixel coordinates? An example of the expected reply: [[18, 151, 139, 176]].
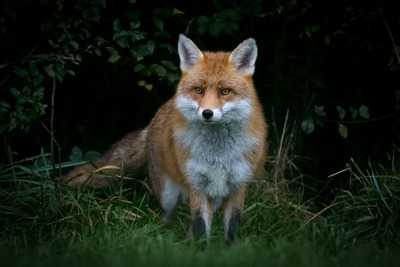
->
[[1, 126, 399, 266]]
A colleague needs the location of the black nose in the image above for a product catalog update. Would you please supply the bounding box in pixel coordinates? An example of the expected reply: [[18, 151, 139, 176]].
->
[[202, 109, 213, 120]]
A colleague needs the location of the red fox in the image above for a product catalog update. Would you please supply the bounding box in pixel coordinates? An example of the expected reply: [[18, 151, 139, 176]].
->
[[64, 34, 268, 244]]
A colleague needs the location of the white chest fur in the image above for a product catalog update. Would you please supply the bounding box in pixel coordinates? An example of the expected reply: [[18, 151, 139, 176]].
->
[[174, 117, 258, 199]]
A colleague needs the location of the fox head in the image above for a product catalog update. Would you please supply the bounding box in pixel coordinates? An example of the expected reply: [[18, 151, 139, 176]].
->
[[176, 34, 258, 125]]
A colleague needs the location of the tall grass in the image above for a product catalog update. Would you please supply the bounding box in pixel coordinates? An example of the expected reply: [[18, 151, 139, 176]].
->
[[0, 121, 399, 266], [328, 153, 400, 248]]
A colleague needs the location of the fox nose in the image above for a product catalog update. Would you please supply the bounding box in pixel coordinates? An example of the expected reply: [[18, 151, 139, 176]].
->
[[202, 109, 213, 120]]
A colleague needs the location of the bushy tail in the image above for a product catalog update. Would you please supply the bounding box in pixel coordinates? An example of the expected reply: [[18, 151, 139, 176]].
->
[[62, 129, 149, 188]]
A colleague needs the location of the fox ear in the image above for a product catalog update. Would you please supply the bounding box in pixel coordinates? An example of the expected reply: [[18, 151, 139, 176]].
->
[[178, 34, 204, 72], [229, 38, 257, 75]]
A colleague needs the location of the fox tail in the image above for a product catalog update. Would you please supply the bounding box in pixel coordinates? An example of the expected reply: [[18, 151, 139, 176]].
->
[[62, 129, 148, 188]]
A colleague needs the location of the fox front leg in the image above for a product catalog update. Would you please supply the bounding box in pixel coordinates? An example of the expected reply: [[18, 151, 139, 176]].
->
[[223, 187, 246, 245], [189, 189, 213, 242]]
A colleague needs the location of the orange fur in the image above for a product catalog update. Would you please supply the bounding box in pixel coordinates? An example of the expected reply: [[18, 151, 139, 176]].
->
[[63, 35, 268, 244]]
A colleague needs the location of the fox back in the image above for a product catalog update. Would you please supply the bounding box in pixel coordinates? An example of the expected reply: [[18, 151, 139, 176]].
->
[[64, 35, 268, 245]]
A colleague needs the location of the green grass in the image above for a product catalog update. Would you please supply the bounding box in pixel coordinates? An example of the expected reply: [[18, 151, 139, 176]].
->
[[1, 141, 399, 266]]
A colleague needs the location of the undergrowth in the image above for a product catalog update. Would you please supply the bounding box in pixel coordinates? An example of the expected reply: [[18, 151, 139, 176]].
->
[[0, 122, 399, 266]]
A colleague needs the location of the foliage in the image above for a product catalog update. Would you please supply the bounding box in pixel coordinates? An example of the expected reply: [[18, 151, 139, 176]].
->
[[1, 0, 399, 171], [1, 61, 48, 134], [328, 154, 400, 247], [0, 131, 399, 265], [1, 0, 157, 135], [302, 104, 371, 138], [0, 0, 399, 264]]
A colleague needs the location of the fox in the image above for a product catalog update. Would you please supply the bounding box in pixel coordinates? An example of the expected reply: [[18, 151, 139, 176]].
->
[[63, 34, 268, 244]]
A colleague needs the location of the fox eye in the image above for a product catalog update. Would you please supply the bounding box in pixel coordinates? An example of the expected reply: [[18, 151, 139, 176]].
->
[[194, 87, 204, 94], [220, 88, 231, 95]]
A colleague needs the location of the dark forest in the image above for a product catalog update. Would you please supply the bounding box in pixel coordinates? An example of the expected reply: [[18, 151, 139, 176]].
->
[[0, 0, 399, 265]]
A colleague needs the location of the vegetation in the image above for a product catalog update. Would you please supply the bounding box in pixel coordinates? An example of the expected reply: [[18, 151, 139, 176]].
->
[[1, 0, 399, 265], [1, 131, 399, 266]]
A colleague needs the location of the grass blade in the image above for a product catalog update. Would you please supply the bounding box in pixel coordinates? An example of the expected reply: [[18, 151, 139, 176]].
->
[[368, 159, 390, 211]]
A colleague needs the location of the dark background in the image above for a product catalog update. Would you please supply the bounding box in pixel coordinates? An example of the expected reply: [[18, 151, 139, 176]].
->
[[1, 0, 399, 205]]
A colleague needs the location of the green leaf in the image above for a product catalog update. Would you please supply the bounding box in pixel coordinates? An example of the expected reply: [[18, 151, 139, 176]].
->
[[67, 70, 75, 77], [48, 39, 54, 47], [108, 54, 121, 63], [130, 20, 140, 29], [29, 61, 40, 76], [301, 118, 315, 134], [349, 106, 358, 119], [10, 87, 19, 97], [166, 72, 180, 84], [116, 36, 130, 48], [153, 17, 164, 31], [314, 105, 326, 117], [224, 9, 241, 21], [113, 19, 122, 32], [130, 43, 154, 58], [75, 54, 82, 62], [33, 87, 45, 99], [338, 123, 348, 138], [146, 40, 155, 54], [133, 64, 146, 72], [43, 64, 55, 78], [69, 40, 79, 50], [150, 64, 167, 77], [0, 101, 11, 112], [94, 47, 102, 56], [315, 118, 324, 127], [69, 146, 83, 161], [84, 151, 101, 161], [106, 46, 119, 56], [54, 62, 67, 82], [82, 28, 91, 38], [336, 105, 346, 120], [324, 34, 331, 45], [161, 60, 178, 70], [97, 0, 106, 8], [197, 16, 210, 35], [133, 64, 151, 77], [132, 31, 144, 42], [96, 37, 106, 46], [210, 20, 222, 37], [359, 105, 370, 119], [32, 75, 44, 87], [16, 69, 30, 81]]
